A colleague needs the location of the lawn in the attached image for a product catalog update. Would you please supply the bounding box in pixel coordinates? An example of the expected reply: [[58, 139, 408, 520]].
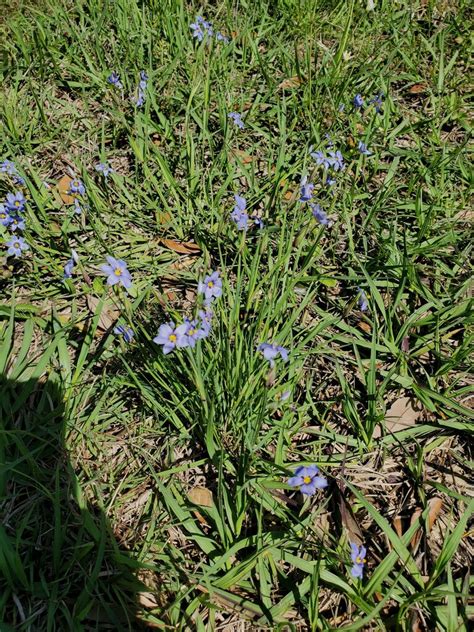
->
[[0, 0, 473, 630]]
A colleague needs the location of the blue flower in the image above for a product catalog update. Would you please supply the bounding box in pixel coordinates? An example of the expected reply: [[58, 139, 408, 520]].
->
[[357, 288, 368, 312], [95, 162, 114, 177], [228, 112, 245, 129], [153, 321, 189, 354], [325, 175, 336, 187], [370, 92, 383, 113], [0, 205, 12, 227], [113, 324, 134, 343], [257, 343, 288, 368], [100, 255, 133, 290], [73, 199, 83, 214], [6, 235, 29, 257], [253, 216, 264, 229], [190, 20, 205, 41], [5, 191, 26, 213], [328, 150, 344, 171], [287, 465, 328, 496], [309, 148, 332, 170], [216, 32, 229, 43], [350, 543, 367, 579], [231, 194, 249, 230], [183, 318, 206, 348], [198, 309, 213, 337], [300, 175, 314, 202], [63, 249, 79, 279], [69, 178, 86, 196], [325, 133, 334, 148], [0, 160, 16, 175], [107, 72, 122, 88], [358, 141, 371, 156], [353, 93, 364, 109], [135, 71, 148, 107], [190, 16, 213, 41], [8, 215, 25, 232], [310, 203, 329, 226], [0, 159, 24, 184], [198, 271, 222, 305]]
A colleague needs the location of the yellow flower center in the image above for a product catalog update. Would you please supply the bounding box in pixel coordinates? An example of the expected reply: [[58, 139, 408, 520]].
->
[[207, 281, 214, 288], [303, 476, 312, 484], [14, 242, 20, 248], [189, 328, 197, 336], [169, 334, 177, 342], [114, 267, 122, 276], [356, 556, 366, 564], [14, 201, 20, 207]]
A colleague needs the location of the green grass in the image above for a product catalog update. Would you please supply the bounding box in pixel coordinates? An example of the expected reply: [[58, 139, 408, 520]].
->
[[0, 0, 473, 629]]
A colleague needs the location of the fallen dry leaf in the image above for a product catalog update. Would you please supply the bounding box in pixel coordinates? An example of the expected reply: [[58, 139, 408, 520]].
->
[[410, 497, 444, 552], [358, 321, 372, 334], [230, 148, 255, 165], [188, 486, 213, 508], [86, 295, 120, 331], [393, 515, 403, 538], [277, 76, 302, 90], [373, 396, 424, 438], [160, 239, 201, 255], [408, 83, 429, 94], [138, 592, 159, 609], [57, 175, 75, 204], [337, 487, 364, 546]]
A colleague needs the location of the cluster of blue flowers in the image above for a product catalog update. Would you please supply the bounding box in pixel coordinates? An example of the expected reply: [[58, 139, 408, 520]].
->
[[286, 465, 367, 578], [153, 271, 221, 354], [190, 16, 229, 43], [353, 92, 384, 114], [95, 162, 114, 178], [228, 111, 244, 129], [230, 194, 264, 231], [136, 71, 148, 107], [1, 159, 25, 185], [1, 190, 29, 258], [68, 177, 87, 214], [107, 70, 149, 108], [299, 174, 330, 226]]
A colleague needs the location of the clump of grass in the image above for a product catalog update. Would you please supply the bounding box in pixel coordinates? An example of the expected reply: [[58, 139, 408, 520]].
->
[[0, 0, 472, 629]]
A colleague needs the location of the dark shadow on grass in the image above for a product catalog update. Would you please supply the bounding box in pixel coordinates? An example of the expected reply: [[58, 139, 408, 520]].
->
[[0, 375, 149, 630]]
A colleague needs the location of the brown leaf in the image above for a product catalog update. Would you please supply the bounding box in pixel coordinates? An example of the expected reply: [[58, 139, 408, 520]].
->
[[347, 135, 356, 148], [393, 515, 403, 538], [160, 239, 201, 255], [188, 486, 213, 508], [373, 396, 424, 438], [358, 321, 372, 334], [410, 497, 443, 552], [338, 490, 364, 546], [86, 295, 120, 331], [57, 175, 75, 205], [277, 76, 302, 90], [158, 211, 172, 224], [230, 148, 255, 165], [138, 592, 159, 609], [408, 83, 429, 94]]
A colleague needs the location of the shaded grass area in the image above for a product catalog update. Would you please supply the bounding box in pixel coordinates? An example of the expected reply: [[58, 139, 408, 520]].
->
[[0, 0, 473, 629]]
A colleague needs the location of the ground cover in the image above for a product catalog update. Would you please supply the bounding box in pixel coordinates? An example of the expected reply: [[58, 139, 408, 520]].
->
[[0, 0, 472, 629]]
